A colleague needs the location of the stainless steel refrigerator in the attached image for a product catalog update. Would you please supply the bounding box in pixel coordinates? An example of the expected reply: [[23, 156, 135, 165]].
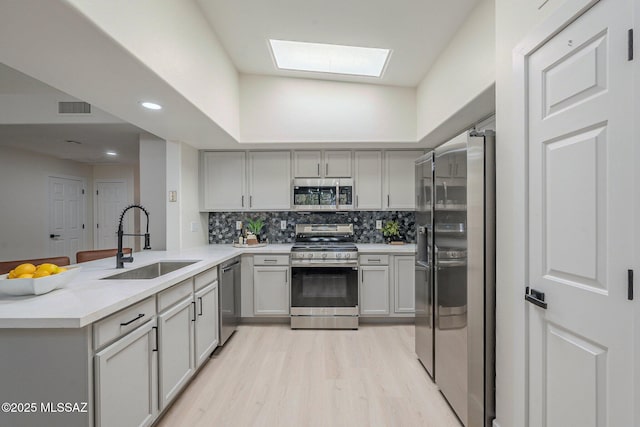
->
[[414, 151, 435, 378], [415, 130, 495, 427]]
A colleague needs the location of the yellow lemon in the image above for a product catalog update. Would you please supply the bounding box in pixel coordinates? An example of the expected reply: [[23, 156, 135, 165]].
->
[[36, 263, 58, 274], [14, 263, 36, 276], [18, 273, 34, 279], [7, 270, 16, 279], [57, 267, 67, 274], [33, 270, 51, 278]]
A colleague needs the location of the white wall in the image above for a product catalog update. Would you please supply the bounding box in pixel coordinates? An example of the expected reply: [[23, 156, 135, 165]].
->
[[240, 75, 416, 143], [0, 146, 93, 261], [139, 135, 167, 251], [494, 1, 564, 426], [165, 141, 180, 251], [65, 0, 240, 140], [180, 143, 208, 249], [416, 0, 495, 141]]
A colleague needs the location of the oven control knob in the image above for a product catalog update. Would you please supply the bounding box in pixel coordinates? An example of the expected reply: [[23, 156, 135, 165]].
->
[[322, 253, 328, 259], [336, 253, 342, 258], [344, 253, 351, 259], [307, 253, 314, 258]]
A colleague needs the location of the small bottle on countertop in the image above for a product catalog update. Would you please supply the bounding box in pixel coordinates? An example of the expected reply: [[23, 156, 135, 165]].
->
[[238, 235, 244, 245]]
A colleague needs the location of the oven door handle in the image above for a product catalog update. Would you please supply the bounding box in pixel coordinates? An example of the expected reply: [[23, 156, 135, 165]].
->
[[291, 262, 359, 268]]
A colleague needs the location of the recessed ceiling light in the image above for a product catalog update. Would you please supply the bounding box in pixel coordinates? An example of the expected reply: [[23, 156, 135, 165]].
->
[[269, 39, 390, 78], [141, 101, 162, 110], [105, 151, 117, 156]]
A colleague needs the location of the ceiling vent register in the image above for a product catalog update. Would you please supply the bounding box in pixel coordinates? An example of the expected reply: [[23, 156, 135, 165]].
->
[[58, 101, 91, 114]]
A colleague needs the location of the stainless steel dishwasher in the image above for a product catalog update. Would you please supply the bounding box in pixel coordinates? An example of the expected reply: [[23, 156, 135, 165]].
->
[[219, 257, 241, 345]]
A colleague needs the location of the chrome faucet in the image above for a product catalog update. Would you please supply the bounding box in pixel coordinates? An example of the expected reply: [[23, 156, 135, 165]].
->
[[117, 204, 151, 268]]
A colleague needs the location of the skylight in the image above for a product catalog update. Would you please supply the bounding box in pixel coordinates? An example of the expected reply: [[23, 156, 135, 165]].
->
[[269, 39, 390, 78]]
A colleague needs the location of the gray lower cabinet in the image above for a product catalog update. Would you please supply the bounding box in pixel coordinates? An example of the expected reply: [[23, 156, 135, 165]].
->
[[157, 296, 195, 410], [94, 319, 158, 427], [359, 265, 390, 315], [194, 282, 219, 368], [254, 266, 290, 315], [393, 255, 416, 314]]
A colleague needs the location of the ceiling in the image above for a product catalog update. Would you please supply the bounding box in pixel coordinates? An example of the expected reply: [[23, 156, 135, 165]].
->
[[0, 123, 142, 165], [0, 63, 144, 164], [197, 0, 480, 87], [0, 0, 483, 162]]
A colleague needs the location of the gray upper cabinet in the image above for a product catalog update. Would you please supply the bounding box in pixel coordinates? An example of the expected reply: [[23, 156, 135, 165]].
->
[[202, 151, 246, 211], [293, 151, 322, 177], [293, 150, 352, 178], [324, 151, 352, 177], [354, 151, 382, 209], [384, 150, 423, 210], [248, 151, 291, 210]]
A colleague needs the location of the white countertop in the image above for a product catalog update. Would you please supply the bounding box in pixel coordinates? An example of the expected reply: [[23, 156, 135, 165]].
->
[[0, 243, 413, 329]]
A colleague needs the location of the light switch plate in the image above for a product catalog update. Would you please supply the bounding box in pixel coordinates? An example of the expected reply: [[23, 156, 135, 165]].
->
[[236, 221, 242, 230], [280, 220, 287, 230], [376, 220, 383, 230]]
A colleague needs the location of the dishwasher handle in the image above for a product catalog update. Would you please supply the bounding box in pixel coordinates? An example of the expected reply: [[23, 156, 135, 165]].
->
[[222, 261, 240, 273]]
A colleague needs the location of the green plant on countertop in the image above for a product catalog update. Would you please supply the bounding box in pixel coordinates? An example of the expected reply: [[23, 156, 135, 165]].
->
[[246, 218, 265, 235], [382, 220, 400, 241]]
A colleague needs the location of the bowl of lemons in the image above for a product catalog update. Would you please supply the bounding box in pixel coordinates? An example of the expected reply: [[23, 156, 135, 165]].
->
[[1, 263, 81, 296]]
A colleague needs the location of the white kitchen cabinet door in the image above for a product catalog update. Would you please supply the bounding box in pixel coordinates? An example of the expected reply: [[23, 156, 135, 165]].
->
[[254, 266, 290, 315], [394, 255, 415, 313], [202, 152, 246, 210], [293, 151, 322, 178], [384, 151, 423, 210], [248, 151, 291, 210], [94, 320, 157, 427], [158, 297, 195, 410], [194, 282, 218, 368], [354, 151, 382, 209], [360, 266, 390, 315], [324, 150, 352, 178]]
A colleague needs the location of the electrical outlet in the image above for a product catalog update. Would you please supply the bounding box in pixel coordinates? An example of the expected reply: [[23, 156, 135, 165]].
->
[[280, 220, 287, 230], [376, 220, 383, 230], [168, 190, 177, 202], [236, 221, 242, 230]]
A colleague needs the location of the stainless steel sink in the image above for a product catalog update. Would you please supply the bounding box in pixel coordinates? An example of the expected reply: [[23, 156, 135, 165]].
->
[[101, 261, 200, 280]]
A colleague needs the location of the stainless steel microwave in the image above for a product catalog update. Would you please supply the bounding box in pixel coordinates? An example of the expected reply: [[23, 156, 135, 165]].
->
[[292, 178, 354, 211]]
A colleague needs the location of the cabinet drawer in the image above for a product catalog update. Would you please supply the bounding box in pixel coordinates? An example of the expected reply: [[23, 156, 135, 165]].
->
[[194, 267, 218, 291], [157, 279, 194, 313], [253, 255, 289, 266], [94, 296, 156, 349], [359, 254, 389, 265]]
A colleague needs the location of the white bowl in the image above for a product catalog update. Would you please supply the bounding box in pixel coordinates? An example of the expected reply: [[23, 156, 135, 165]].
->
[[0, 267, 81, 296]]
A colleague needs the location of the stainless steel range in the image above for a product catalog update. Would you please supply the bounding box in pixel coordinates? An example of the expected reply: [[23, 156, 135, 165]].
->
[[290, 224, 359, 329]]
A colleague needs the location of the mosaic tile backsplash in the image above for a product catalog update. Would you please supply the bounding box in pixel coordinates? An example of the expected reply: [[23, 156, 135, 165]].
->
[[208, 211, 416, 244]]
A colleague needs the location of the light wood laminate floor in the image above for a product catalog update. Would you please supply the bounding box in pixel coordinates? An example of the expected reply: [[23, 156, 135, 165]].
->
[[157, 324, 461, 427]]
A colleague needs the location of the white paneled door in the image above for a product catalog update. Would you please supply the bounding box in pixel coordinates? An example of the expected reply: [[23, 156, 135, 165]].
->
[[48, 176, 84, 261], [527, 1, 634, 426], [95, 181, 127, 249]]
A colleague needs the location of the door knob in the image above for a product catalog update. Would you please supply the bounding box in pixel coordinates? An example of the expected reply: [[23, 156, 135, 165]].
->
[[525, 287, 547, 309]]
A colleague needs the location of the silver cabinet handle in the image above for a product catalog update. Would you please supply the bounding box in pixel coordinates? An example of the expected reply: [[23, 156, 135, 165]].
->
[[326, 163, 329, 176], [317, 163, 320, 176], [250, 195, 253, 208], [387, 195, 390, 207], [241, 195, 244, 207], [369, 258, 381, 262], [264, 259, 277, 263]]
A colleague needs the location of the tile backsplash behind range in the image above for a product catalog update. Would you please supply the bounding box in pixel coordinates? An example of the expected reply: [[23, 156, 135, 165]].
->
[[208, 211, 415, 244]]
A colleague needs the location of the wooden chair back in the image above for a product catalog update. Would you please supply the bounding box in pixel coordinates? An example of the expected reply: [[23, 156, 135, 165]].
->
[[76, 248, 132, 264], [0, 256, 71, 275]]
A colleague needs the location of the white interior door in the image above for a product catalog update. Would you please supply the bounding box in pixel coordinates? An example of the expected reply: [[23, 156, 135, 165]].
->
[[527, 1, 634, 426], [95, 181, 127, 249], [48, 176, 84, 261]]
